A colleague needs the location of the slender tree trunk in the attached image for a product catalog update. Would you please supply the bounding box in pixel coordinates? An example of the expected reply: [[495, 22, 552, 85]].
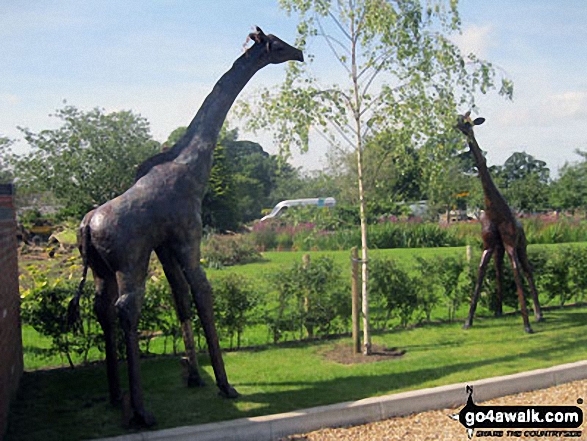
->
[[351, 13, 371, 356]]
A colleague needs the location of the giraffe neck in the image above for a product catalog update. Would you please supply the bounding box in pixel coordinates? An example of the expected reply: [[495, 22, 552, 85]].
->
[[135, 48, 268, 180], [467, 134, 510, 213], [174, 52, 267, 169]]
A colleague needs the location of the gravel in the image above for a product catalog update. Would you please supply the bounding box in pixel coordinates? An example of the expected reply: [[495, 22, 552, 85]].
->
[[281, 380, 587, 440]]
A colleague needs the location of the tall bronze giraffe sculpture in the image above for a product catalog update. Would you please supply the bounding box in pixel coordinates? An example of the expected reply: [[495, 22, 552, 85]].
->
[[69, 27, 303, 427], [456, 112, 543, 333]]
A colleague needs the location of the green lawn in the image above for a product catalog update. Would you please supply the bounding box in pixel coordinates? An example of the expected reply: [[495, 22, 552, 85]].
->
[[8, 305, 587, 441]]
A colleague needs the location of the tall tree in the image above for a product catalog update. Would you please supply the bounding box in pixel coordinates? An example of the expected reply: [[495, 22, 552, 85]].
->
[[241, 0, 512, 354], [0, 137, 14, 183], [166, 125, 293, 228], [551, 150, 587, 213], [3, 105, 160, 216], [494, 151, 550, 213]]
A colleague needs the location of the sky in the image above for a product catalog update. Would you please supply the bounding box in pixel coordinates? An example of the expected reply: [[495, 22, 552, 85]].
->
[[1, 1, 586, 176]]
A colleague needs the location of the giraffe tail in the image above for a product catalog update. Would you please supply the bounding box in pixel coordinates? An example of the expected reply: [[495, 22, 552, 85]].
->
[[67, 223, 91, 332]]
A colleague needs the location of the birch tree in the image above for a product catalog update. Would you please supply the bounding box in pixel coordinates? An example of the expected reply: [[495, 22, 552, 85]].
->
[[240, 0, 512, 354]]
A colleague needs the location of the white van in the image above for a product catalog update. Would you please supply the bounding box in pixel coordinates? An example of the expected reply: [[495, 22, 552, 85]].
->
[[260, 197, 336, 221]]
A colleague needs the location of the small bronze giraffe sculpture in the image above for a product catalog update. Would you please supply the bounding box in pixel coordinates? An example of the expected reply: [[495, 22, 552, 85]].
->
[[69, 27, 303, 427], [456, 112, 543, 333]]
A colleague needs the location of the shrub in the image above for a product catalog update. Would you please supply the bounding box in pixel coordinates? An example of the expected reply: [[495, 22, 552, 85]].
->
[[413, 257, 441, 322], [21, 278, 98, 368], [370, 258, 418, 328], [202, 233, 262, 268], [413, 255, 468, 322], [267, 255, 348, 341], [141, 274, 183, 354], [569, 246, 587, 303], [211, 273, 261, 349], [538, 247, 573, 307]]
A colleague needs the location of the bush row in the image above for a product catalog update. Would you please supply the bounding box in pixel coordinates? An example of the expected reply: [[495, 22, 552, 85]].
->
[[21, 245, 587, 367], [249, 215, 587, 251]]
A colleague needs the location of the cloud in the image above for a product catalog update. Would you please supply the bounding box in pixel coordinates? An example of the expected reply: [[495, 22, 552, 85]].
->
[[453, 24, 494, 59], [543, 91, 587, 121], [0, 93, 20, 106]]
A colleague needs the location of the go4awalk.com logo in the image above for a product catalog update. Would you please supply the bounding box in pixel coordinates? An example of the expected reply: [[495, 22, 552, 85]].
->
[[450, 386, 583, 439]]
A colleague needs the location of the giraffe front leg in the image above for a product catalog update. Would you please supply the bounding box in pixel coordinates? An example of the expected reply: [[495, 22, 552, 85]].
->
[[180, 260, 238, 399], [464, 248, 494, 329], [115, 276, 156, 427]]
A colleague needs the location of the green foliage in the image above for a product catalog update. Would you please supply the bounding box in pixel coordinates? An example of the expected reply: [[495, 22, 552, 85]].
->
[[165, 125, 293, 228], [4, 105, 160, 217], [493, 152, 550, 213], [538, 247, 573, 307], [202, 143, 240, 231], [370, 258, 418, 328], [247, 0, 512, 158], [201, 233, 263, 268], [436, 256, 468, 321], [251, 218, 466, 251], [267, 255, 348, 341], [20, 277, 98, 368], [0, 136, 14, 182], [569, 246, 587, 303], [141, 275, 180, 354], [211, 274, 261, 349], [252, 216, 587, 252], [412, 256, 441, 321], [550, 150, 587, 213]]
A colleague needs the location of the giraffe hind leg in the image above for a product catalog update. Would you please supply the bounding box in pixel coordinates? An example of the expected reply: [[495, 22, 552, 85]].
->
[[115, 271, 156, 427], [505, 246, 533, 333], [494, 244, 505, 317], [156, 247, 205, 387], [173, 246, 238, 399], [93, 273, 122, 405], [518, 245, 543, 322]]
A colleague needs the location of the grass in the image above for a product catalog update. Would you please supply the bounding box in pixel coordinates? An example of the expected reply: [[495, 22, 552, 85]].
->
[[8, 305, 587, 441]]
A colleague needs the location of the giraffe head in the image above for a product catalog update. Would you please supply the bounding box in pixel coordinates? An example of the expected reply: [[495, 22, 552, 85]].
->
[[456, 111, 485, 137], [245, 26, 304, 64]]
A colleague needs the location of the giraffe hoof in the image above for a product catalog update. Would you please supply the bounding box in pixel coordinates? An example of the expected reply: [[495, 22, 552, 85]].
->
[[110, 393, 123, 406], [462, 322, 472, 330], [524, 326, 534, 334], [130, 410, 156, 428], [218, 384, 239, 399], [188, 374, 206, 388], [535, 315, 544, 323]]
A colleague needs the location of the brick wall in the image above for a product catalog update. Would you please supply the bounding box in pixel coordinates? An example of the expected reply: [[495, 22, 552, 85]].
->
[[0, 183, 23, 438]]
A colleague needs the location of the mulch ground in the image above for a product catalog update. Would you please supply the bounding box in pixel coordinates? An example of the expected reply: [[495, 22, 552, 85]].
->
[[321, 343, 406, 365]]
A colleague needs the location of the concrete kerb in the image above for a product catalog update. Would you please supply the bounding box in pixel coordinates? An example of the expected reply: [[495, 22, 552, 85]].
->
[[93, 360, 587, 441]]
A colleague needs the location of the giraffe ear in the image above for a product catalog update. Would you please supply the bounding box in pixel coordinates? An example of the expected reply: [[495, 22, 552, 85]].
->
[[249, 26, 267, 44], [473, 117, 485, 126]]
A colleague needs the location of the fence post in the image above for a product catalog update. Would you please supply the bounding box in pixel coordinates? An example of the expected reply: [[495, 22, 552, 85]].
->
[[351, 247, 361, 354], [302, 254, 313, 339]]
